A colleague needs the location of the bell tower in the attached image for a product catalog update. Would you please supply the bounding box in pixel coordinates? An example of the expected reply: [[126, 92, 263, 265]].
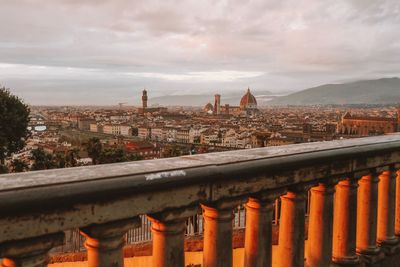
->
[[214, 94, 221, 115], [142, 89, 148, 112]]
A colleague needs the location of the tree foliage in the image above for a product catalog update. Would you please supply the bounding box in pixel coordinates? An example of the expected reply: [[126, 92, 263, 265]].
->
[[65, 148, 79, 167], [85, 138, 143, 165], [0, 164, 8, 174], [30, 148, 80, 171], [98, 148, 143, 164], [54, 152, 67, 169], [85, 137, 102, 164], [30, 148, 56, 171], [98, 148, 126, 164], [162, 144, 182, 158], [10, 159, 28, 172], [0, 86, 30, 166], [126, 153, 143, 161]]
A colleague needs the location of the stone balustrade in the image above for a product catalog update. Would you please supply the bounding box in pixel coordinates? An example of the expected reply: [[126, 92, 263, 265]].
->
[[1, 134, 400, 267]]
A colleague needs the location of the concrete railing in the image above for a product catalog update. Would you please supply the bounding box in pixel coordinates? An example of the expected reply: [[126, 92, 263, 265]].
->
[[1, 134, 400, 267]]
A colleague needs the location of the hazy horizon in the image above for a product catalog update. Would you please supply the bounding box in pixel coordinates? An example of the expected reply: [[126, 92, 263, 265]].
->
[[1, 0, 400, 105]]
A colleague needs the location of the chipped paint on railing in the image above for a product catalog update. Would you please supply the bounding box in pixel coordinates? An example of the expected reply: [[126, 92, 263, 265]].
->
[[145, 170, 187, 181]]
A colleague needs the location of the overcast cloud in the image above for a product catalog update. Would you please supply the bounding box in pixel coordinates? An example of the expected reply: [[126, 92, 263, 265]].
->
[[0, 0, 399, 105]]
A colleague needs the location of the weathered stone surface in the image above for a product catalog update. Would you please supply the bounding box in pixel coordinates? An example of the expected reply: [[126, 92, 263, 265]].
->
[[0, 134, 400, 266]]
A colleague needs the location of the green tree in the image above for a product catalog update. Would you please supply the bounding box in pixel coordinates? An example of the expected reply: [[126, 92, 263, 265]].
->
[[162, 144, 182, 158], [10, 159, 28, 172], [85, 138, 102, 164], [30, 148, 56, 171], [0, 87, 30, 169], [54, 149, 79, 168], [54, 152, 66, 168], [0, 164, 8, 174], [66, 148, 79, 167], [126, 153, 143, 161], [98, 148, 126, 164]]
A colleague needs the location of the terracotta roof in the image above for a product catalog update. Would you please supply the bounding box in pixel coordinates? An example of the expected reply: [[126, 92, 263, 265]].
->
[[240, 88, 257, 108], [342, 112, 395, 122], [344, 116, 395, 122], [204, 103, 213, 111]]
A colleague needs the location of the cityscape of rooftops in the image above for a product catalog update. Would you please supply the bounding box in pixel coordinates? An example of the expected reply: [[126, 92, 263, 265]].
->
[[1, 1, 400, 267]]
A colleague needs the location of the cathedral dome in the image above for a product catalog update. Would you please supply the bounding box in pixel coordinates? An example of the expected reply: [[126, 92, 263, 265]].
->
[[204, 103, 214, 113], [240, 88, 257, 109]]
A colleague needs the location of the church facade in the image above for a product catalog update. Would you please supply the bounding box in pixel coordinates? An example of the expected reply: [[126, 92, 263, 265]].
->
[[338, 109, 400, 136]]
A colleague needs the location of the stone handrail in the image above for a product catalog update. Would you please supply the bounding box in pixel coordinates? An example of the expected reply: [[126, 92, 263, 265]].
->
[[1, 133, 400, 266]]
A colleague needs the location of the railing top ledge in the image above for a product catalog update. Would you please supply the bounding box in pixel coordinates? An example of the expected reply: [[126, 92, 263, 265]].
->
[[1, 133, 400, 194], [0, 134, 400, 243]]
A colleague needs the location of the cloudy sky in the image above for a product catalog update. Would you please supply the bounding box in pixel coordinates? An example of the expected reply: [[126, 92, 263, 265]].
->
[[1, 0, 399, 105]]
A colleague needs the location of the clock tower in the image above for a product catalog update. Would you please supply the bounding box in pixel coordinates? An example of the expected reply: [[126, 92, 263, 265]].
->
[[142, 89, 148, 113]]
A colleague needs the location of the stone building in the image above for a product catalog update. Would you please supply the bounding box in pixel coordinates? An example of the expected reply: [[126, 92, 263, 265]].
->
[[338, 110, 399, 136], [77, 117, 96, 131]]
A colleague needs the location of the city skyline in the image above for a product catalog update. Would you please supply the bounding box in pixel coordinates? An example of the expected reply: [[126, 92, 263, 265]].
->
[[1, 0, 400, 105]]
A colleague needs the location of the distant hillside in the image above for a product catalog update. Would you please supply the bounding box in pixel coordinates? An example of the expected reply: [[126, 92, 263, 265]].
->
[[150, 90, 274, 106], [270, 77, 400, 105]]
